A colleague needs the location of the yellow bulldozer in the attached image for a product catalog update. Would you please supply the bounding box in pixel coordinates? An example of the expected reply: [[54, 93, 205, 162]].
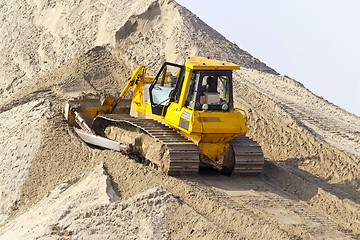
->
[[64, 56, 264, 175]]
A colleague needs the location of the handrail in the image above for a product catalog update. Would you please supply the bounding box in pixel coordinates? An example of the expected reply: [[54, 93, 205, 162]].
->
[[235, 107, 250, 126]]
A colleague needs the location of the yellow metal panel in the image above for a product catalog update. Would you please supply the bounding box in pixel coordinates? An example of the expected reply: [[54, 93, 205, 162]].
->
[[199, 142, 229, 165], [185, 56, 240, 70], [143, 76, 154, 83], [194, 110, 247, 135]]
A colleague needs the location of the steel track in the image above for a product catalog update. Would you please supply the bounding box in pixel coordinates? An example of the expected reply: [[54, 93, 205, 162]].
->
[[95, 114, 264, 175], [232, 135, 264, 174], [96, 114, 199, 175]]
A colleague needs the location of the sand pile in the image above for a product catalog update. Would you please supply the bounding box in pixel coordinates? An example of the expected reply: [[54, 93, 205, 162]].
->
[[1, 0, 360, 239], [0, 99, 48, 223]]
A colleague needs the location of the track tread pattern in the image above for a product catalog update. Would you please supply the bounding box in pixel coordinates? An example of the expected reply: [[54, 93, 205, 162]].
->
[[97, 114, 200, 175], [232, 135, 265, 174]]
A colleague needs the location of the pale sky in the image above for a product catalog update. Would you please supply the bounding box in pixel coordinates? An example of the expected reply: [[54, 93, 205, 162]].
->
[[177, 0, 360, 117]]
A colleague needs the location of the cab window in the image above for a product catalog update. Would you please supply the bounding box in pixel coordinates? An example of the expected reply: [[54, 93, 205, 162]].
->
[[185, 70, 233, 111], [151, 63, 183, 106], [149, 62, 184, 115]]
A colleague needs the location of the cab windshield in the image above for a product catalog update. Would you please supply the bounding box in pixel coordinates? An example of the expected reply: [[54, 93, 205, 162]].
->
[[185, 70, 233, 111]]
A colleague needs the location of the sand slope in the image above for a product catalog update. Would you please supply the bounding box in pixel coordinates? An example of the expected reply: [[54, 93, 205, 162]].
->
[[1, 0, 360, 239]]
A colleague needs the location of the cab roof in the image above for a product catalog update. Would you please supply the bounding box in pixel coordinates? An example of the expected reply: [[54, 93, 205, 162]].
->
[[184, 56, 240, 71]]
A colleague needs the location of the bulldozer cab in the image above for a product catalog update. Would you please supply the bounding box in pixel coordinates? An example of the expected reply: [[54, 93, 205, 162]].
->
[[148, 62, 185, 116], [148, 59, 235, 117]]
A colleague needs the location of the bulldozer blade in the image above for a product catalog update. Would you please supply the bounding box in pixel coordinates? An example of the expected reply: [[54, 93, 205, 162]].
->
[[75, 130, 132, 153]]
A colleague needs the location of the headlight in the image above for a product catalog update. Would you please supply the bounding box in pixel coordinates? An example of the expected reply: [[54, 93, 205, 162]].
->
[[222, 104, 229, 111], [202, 104, 209, 111]]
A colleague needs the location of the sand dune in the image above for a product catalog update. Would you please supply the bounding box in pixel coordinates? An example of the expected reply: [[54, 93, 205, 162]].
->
[[1, 0, 360, 239]]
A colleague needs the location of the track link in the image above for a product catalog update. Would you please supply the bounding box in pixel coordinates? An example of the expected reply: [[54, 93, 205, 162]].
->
[[232, 135, 264, 174], [96, 114, 200, 175]]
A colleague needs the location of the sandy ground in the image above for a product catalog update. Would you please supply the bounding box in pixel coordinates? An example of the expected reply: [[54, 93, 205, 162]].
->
[[0, 99, 49, 223], [1, 0, 360, 239]]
